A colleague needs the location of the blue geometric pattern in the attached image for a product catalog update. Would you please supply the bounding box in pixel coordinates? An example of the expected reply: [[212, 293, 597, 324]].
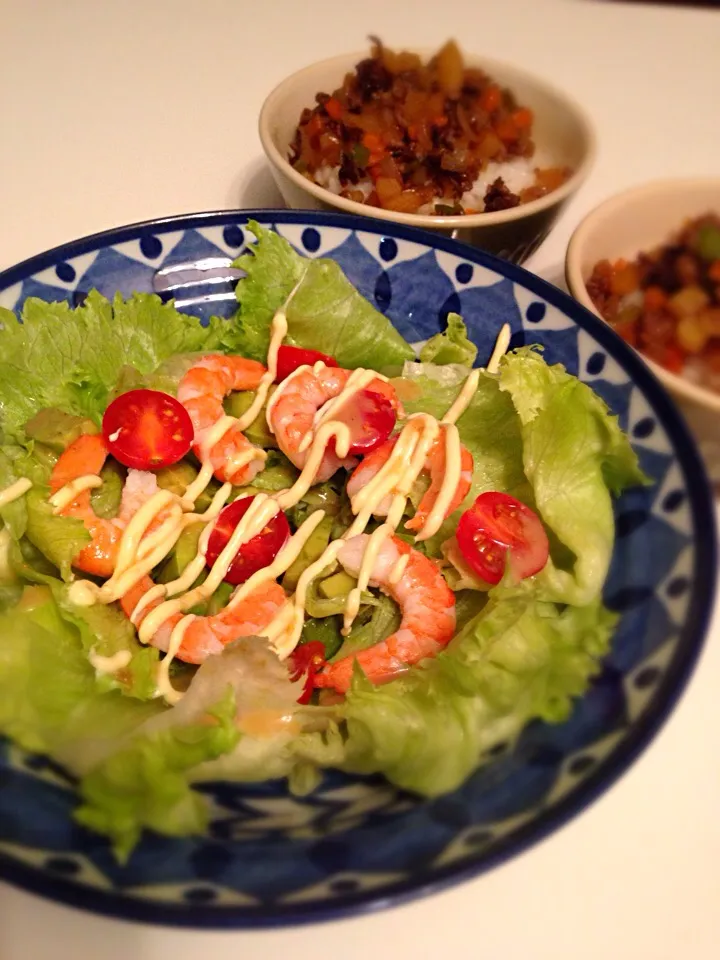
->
[[0, 211, 715, 929]]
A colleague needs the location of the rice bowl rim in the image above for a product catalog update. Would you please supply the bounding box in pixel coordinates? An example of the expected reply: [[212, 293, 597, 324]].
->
[[259, 49, 597, 230]]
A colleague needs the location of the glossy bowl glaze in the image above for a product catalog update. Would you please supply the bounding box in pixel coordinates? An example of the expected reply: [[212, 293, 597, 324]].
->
[[566, 178, 720, 485], [259, 51, 596, 264], [0, 211, 714, 928]]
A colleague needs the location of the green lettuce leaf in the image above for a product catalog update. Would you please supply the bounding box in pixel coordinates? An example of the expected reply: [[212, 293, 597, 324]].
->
[[75, 637, 321, 861], [53, 586, 160, 700], [300, 582, 615, 795], [88, 462, 125, 520], [419, 313, 478, 366], [0, 445, 29, 539], [396, 362, 532, 553], [227, 221, 307, 359], [397, 362, 530, 503], [499, 348, 648, 605], [75, 688, 239, 863], [0, 292, 226, 438], [0, 592, 161, 764], [229, 221, 414, 369], [24, 486, 90, 582]]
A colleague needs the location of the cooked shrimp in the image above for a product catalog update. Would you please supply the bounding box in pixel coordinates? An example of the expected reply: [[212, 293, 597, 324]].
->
[[121, 575, 287, 664], [177, 354, 267, 485], [269, 365, 401, 481], [314, 535, 456, 694], [50, 434, 160, 578], [346, 425, 474, 531]]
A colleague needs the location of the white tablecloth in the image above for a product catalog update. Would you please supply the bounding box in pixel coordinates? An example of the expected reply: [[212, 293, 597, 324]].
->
[[1, 1, 720, 957]]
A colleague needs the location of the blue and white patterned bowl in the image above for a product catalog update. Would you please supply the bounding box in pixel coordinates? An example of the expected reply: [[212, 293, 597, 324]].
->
[[0, 211, 715, 928]]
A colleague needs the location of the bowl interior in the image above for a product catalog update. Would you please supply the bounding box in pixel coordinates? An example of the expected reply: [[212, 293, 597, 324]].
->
[[260, 50, 595, 228], [568, 179, 720, 273], [0, 211, 714, 928]]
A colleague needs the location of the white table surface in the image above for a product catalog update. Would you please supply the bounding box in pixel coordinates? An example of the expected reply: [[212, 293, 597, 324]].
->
[[2, 0, 720, 957]]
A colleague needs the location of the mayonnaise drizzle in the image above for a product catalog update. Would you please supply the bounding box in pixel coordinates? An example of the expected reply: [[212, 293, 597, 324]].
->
[[54, 315, 512, 702], [298, 367, 387, 453], [0, 477, 33, 509], [486, 322, 512, 374], [265, 361, 315, 427], [416, 423, 462, 541], [236, 311, 287, 430], [343, 522, 392, 633], [442, 368, 481, 425], [156, 614, 195, 704], [114, 491, 176, 579], [49, 475, 102, 512], [88, 647, 132, 676], [388, 553, 408, 585], [138, 493, 281, 643], [275, 421, 352, 509]]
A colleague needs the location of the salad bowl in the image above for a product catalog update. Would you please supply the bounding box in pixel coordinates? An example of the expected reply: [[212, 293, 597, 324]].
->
[[0, 210, 715, 928]]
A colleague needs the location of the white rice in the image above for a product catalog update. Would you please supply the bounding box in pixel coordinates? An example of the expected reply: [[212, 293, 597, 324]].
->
[[314, 150, 557, 214]]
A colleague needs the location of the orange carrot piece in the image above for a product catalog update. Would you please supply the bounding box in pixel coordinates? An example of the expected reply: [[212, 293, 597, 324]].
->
[[643, 286, 668, 310], [481, 86, 501, 112], [709, 260, 720, 283], [325, 97, 343, 121], [511, 108, 533, 128]]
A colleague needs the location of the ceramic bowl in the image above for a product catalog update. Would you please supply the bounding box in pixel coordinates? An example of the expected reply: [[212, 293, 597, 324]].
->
[[258, 51, 596, 264], [566, 178, 720, 486], [0, 211, 714, 928]]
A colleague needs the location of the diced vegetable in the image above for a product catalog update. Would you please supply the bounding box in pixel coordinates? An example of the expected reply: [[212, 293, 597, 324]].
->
[[586, 213, 720, 392], [288, 39, 569, 217]]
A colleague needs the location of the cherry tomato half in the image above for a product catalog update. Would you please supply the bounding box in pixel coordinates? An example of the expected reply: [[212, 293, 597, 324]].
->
[[102, 389, 194, 470], [333, 388, 397, 456], [275, 345, 338, 383], [289, 641, 326, 704], [455, 492, 549, 585], [205, 495, 291, 586]]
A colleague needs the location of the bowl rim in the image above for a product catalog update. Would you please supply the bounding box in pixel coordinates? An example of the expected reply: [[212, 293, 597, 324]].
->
[[0, 208, 715, 930], [258, 48, 597, 229], [566, 176, 720, 413]]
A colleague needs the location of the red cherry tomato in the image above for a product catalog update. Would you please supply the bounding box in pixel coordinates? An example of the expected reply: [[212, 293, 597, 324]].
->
[[333, 388, 397, 456], [205, 496, 291, 586], [289, 641, 326, 704], [275, 345, 338, 383], [456, 492, 549, 585], [102, 389, 193, 470]]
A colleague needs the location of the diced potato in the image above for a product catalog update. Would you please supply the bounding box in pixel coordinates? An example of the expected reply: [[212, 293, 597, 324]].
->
[[381, 47, 422, 74], [677, 316, 709, 354], [668, 284, 709, 318], [385, 189, 424, 213], [435, 40, 464, 97], [700, 308, 720, 338], [375, 177, 403, 203], [610, 262, 639, 297]]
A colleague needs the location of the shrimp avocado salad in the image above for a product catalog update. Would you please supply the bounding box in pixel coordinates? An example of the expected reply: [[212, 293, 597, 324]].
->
[[0, 222, 647, 861]]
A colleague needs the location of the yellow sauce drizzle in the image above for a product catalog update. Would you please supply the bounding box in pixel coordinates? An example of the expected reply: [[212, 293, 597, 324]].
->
[[235, 311, 287, 430], [88, 647, 132, 676], [156, 614, 195, 704], [416, 424, 462, 541], [442, 368, 481, 425], [49, 475, 102, 512], [56, 319, 511, 703], [298, 367, 386, 453], [486, 322, 512, 374], [0, 477, 33, 509]]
